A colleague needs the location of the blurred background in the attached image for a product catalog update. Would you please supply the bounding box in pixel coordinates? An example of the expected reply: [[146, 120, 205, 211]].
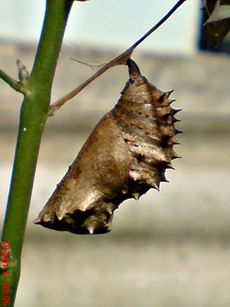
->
[[0, 0, 230, 306]]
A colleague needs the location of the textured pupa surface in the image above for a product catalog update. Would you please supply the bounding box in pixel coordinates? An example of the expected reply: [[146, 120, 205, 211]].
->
[[34, 59, 181, 235]]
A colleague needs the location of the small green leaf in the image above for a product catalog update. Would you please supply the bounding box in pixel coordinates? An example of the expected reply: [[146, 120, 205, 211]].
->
[[204, 18, 230, 47], [202, 0, 218, 15], [207, 5, 230, 22], [203, 1, 230, 47]]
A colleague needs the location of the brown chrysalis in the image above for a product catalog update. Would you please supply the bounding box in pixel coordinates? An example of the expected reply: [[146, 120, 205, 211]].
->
[[34, 58, 181, 235]]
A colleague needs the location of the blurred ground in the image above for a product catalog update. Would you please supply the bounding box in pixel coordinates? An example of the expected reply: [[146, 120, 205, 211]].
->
[[0, 43, 230, 306]]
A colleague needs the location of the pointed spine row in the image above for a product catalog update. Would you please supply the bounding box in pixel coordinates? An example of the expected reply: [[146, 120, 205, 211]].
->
[[34, 58, 181, 235], [112, 59, 181, 197]]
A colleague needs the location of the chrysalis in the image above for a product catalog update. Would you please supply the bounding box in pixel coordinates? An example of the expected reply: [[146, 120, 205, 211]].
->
[[34, 59, 181, 235]]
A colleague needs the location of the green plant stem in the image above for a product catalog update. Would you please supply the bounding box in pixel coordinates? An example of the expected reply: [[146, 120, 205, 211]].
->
[[0, 0, 73, 305]]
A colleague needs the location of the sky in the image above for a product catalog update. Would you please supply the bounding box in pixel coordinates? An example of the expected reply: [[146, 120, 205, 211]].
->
[[0, 0, 199, 55]]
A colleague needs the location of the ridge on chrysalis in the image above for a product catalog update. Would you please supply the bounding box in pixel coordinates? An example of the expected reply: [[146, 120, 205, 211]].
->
[[34, 58, 181, 235]]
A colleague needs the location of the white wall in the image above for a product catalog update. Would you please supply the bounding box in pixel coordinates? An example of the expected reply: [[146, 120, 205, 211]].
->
[[0, 0, 199, 55]]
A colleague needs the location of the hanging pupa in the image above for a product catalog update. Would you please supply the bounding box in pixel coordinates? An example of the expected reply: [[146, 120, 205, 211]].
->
[[34, 58, 181, 235]]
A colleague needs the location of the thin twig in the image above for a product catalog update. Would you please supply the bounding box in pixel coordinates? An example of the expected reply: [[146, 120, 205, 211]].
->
[[0, 60, 30, 94], [49, 0, 186, 116], [0, 69, 22, 93]]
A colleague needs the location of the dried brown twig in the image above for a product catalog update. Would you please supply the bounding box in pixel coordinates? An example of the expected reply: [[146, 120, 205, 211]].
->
[[49, 0, 186, 116]]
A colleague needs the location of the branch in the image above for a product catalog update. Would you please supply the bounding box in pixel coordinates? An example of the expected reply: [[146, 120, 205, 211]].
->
[[0, 58, 30, 95], [49, 0, 187, 116], [0, 69, 22, 93]]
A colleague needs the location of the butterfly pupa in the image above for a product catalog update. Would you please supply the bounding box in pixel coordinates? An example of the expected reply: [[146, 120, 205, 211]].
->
[[34, 58, 181, 235]]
